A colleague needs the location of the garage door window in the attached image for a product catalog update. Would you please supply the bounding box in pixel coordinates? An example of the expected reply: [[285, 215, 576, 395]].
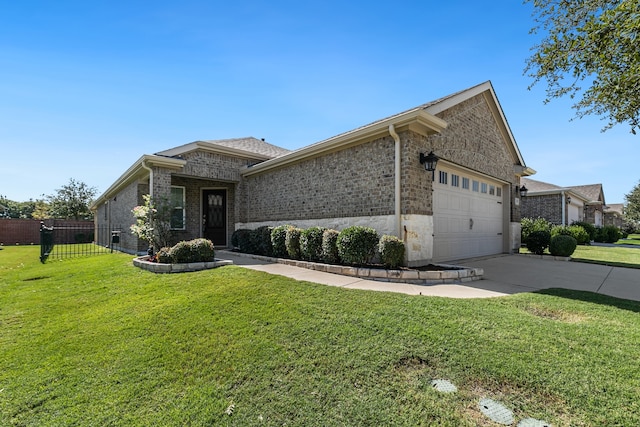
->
[[439, 171, 448, 184], [481, 183, 488, 194], [451, 174, 459, 187], [462, 177, 470, 190], [472, 180, 479, 192]]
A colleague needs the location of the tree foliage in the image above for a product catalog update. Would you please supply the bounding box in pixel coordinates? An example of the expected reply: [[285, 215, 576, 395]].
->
[[0, 195, 37, 219], [525, 0, 640, 133], [47, 178, 97, 220], [624, 181, 640, 225]]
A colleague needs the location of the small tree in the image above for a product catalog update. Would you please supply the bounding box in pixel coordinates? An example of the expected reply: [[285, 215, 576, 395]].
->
[[624, 181, 640, 227], [130, 194, 174, 252]]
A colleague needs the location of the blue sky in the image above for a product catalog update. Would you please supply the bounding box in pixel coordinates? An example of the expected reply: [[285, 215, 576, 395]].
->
[[1, 1, 638, 204]]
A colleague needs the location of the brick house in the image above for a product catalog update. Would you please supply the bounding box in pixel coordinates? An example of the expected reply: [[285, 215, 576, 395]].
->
[[520, 177, 607, 226], [92, 81, 534, 265]]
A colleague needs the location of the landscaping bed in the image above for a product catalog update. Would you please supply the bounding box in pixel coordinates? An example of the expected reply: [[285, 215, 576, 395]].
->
[[133, 255, 233, 273], [219, 250, 483, 285]]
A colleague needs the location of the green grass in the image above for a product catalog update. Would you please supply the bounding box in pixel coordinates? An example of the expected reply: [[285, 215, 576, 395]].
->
[[617, 233, 640, 246], [2, 246, 640, 425], [572, 244, 640, 269]]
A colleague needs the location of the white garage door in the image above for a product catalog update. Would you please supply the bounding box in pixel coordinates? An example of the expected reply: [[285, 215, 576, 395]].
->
[[432, 166, 505, 262]]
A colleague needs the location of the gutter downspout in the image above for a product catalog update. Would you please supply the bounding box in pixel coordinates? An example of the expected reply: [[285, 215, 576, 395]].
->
[[389, 124, 402, 238], [561, 191, 566, 226], [141, 159, 154, 198]]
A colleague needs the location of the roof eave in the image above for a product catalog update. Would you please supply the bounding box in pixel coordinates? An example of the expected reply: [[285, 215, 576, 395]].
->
[[90, 155, 186, 209], [242, 110, 447, 177]]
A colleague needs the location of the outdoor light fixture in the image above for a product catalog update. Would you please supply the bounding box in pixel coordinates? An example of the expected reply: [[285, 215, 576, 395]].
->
[[566, 196, 571, 204], [419, 151, 439, 179], [518, 185, 528, 198]]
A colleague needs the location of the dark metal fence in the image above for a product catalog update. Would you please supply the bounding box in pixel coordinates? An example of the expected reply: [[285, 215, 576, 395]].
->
[[39, 222, 122, 263]]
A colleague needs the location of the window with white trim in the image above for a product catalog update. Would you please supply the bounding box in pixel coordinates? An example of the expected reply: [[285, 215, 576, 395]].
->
[[170, 186, 186, 230]]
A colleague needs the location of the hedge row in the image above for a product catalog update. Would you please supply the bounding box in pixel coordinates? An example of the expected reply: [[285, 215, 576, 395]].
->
[[522, 217, 624, 245], [232, 225, 406, 268]]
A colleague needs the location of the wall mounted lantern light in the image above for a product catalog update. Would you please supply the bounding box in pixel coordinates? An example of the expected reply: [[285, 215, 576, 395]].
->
[[419, 151, 439, 180], [566, 196, 572, 204], [517, 185, 528, 198]]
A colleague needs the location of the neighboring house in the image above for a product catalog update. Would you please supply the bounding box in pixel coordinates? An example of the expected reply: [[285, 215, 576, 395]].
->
[[521, 178, 607, 227], [92, 81, 535, 265], [604, 203, 625, 228]]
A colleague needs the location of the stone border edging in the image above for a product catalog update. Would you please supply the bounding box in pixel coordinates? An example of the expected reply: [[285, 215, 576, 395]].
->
[[133, 256, 233, 273], [519, 253, 571, 261], [217, 250, 483, 285]]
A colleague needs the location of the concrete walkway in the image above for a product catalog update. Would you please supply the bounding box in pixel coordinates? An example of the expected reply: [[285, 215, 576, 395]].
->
[[219, 250, 640, 302]]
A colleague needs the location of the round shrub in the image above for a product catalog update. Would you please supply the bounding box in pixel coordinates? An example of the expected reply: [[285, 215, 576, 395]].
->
[[190, 238, 215, 262], [251, 226, 273, 256], [552, 225, 590, 245], [549, 235, 577, 257], [300, 226, 326, 262], [156, 246, 172, 263], [337, 226, 379, 266], [321, 229, 340, 264], [271, 225, 290, 258], [378, 235, 405, 269], [285, 227, 303, 260], [231, 229, 253, 252], [572, 221, 596, 241], [595, 225, 622, 243], [521, 217, 552, 243], [525, 230, 551, 255], [169, 241, 192, 263]]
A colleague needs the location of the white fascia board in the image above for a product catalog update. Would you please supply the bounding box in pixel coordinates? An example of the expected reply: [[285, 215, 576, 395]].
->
[[242, 110, 447, 177], [91, 155, 186, 208]]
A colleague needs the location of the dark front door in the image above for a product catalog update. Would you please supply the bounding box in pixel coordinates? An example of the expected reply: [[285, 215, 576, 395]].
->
[[203, 189, 227, 246]]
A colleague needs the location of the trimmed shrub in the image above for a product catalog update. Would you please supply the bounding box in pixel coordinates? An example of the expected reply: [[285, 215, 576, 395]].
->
[[572, 221, 596, 241], [525, 230, 551, 255], [300, 226, 326, 262], [549, 235, 577, 257], [321, 229, 340, 264], [595, 225, 622, 243], [521, 217, 552, 243], [231, 229, 253, 253], [156, 247, 172, 263], [337, 226, 379, 265], [251, 226, 273, 256], [169, 241, 192, 263], [190, 238, 215, 262], [285, 227, 303, 260], [378, 235, 405, 269], [551, 225, 590, 245], [271, 225, 290, 258]]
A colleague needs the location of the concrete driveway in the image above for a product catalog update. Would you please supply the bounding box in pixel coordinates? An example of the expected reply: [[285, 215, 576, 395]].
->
[[461, 255, 640, 302], [220, 251, 640, 302]]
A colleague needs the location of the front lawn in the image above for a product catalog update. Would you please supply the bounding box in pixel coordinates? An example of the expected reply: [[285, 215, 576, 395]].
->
[[617, 233, 640, 246], [571, 244, 640, 269], [1, 246, 640, 425]]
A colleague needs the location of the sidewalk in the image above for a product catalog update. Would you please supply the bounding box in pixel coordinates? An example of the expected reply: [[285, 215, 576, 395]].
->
[[219, 250, 640, 302]]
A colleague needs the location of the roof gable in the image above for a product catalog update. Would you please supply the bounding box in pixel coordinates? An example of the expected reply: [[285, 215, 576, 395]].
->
[[567, 184, 605, 204], [156, 137, 290, 160], [244, 81, 532, 176]]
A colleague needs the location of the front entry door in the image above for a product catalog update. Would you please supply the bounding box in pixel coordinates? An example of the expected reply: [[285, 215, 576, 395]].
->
[[203, 190, 227, 246]]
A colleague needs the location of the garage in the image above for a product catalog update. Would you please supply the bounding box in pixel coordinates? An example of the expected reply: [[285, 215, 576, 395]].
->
[[432, 164, 506, 262]]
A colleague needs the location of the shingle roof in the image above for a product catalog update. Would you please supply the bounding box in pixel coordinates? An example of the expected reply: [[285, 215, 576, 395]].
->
[[566, 184, 604, 203], [521, 178, 563, 192], [200, 137, 290, 159], [155, 137, 290, 160]]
